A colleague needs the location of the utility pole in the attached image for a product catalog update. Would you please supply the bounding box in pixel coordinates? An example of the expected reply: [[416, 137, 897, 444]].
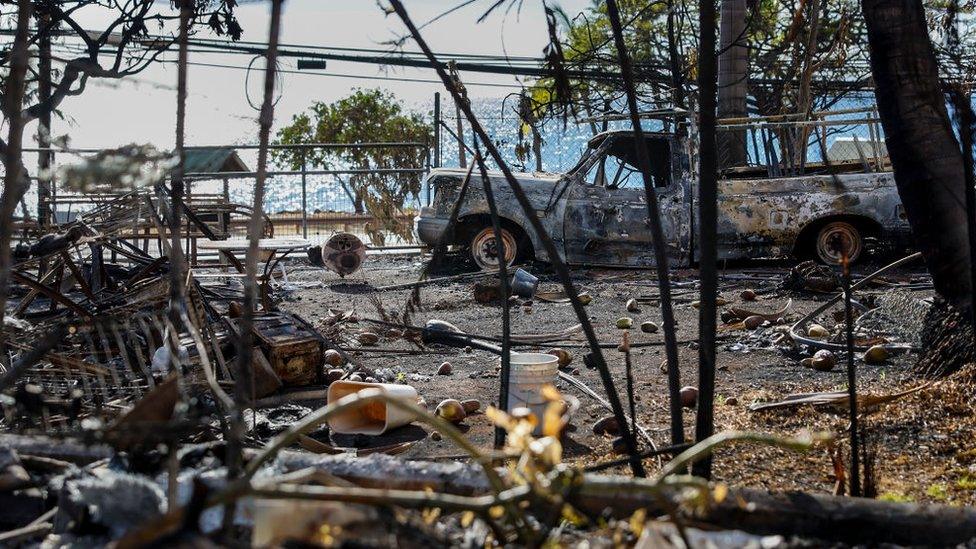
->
[[37, 13, 52, 230], [717, 0, 748, 168]]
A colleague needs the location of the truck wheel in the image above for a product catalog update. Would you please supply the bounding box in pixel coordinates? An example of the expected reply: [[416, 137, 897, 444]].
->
[[815, 221, 863, 264], [470, 227, 517, 271]]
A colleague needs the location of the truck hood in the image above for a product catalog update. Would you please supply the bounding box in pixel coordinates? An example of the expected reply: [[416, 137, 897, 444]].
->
[[427, 167, 562, 189]]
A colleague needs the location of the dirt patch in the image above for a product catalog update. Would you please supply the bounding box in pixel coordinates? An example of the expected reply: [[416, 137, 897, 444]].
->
[[278, 253, 974, 505]]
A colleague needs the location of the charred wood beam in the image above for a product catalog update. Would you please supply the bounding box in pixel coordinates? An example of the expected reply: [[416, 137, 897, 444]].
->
[[13, 260, 65, 316], [59, 251, 96, 302], [261, 452, 976, 547], [9, 271, 91, 319]]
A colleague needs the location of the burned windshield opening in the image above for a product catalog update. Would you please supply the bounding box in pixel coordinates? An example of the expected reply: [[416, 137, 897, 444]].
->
[[582, 134, 672, 189]]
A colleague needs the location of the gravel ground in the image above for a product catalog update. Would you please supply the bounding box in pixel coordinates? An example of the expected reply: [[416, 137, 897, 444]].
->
[[274, 252, 975, 506]]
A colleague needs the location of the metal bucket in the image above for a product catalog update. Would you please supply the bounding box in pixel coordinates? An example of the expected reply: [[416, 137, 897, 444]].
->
[[510, 268, 539, 299]]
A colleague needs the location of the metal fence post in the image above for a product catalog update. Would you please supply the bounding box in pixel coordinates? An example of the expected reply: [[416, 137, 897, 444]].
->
[[433, 92, 441, 169], [301, 150, 308, 239]]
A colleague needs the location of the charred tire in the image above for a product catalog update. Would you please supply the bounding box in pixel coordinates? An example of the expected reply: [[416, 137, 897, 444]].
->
[[470, 226, 518, 271], [814, 221, 864, 265]]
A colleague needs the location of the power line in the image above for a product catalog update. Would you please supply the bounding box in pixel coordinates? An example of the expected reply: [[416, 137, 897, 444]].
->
[[48, 44, 523, 89]]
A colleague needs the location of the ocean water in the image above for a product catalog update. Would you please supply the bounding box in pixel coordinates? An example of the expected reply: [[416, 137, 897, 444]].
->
[[242, 95, 882, 214], [224, 97, 636, 214]]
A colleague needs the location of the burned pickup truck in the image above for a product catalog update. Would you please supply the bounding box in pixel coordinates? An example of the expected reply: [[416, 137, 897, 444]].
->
[[416, 130, 911, 270]]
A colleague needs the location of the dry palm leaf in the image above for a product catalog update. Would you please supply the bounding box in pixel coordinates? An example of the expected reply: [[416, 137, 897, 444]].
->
[[749, 382, 932, 412]]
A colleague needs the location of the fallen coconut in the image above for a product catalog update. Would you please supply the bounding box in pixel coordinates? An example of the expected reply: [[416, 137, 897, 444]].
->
[[721, 310, 741, 323], [640, 321, 659, 334], [743, 315, 764, 330], [740, 289, 758, 301], [863, 345, 890, 364], [616, 317, 633, 329], [461, 399, 481, 414], [323, 349, 345, 367], [806, 324, 829, 339], [811, 349, 836, 371], [680, 386, 699, 408], [435, 399, 467, 423], [546, 348, 573, 367], [357, 332, 380, 346], [437, 362, 453, 375], [626, 298, 640, 313]]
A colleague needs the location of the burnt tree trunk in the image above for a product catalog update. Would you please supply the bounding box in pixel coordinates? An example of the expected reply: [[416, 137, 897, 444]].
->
[[863, 0, 972, 316]]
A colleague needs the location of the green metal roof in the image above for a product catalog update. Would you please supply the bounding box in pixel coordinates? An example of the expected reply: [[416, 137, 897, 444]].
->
[[183, 148, 249, 174]]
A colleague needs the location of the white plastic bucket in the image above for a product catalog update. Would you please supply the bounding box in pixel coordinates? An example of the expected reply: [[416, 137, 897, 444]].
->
[[503, 352, 559, 427], [326, 380, 419, 435]]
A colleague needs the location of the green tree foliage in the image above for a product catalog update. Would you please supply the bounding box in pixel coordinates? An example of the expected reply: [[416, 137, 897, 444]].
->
[[527, 0, 975, 125], [275, 89, 431, 244]]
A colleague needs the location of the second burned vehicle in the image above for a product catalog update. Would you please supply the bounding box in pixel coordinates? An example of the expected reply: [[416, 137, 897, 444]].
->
[[417, 130, 912, 270]]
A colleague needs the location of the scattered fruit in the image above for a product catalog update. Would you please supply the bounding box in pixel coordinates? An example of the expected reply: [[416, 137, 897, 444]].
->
[[743, 315, 764, 330], [863, 345, 890, 364], [578, 292, 593, 305], [430, 431, 442, 441], [640, 321, 659, 334], [740, 289, 757, 301], [435, 399, 467, 423], [461, 399, 481, 414], [626, 298, 640, 312], [725, 396, 739, 406], [546, 348, 573, 367], [806, 324, 829, 339], [357, 332, 380, 346], [616, 317, 633, 329], [680, 386, 699, 408], [324, 349, 345, 367], [800, 357, 815, 369], [437, 362, 453, 375], [811, 349, 836, 371]]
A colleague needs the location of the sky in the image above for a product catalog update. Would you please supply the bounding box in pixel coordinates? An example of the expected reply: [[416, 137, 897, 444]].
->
[[38, 0, 594, 150]]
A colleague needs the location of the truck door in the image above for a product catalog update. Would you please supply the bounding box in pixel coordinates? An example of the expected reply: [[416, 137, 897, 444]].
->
[[562, 134, 689, 267]]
